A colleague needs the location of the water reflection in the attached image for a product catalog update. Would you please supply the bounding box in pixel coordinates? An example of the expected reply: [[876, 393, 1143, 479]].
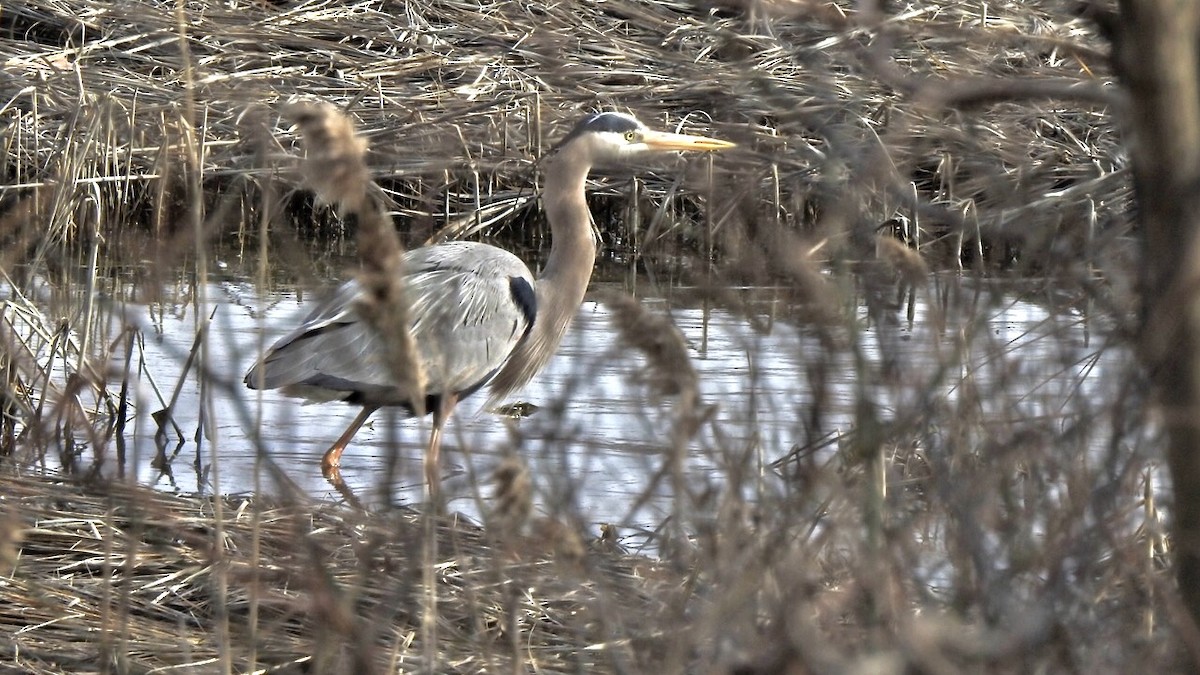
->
[[88, 270, 1125, 540]]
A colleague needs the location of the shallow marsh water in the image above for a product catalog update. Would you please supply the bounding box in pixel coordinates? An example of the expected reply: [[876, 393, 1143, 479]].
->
[[54, 266, 1127, 546]]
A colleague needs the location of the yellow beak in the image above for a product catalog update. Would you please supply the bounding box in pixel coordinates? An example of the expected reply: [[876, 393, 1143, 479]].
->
[[640, 129, 736, 152]]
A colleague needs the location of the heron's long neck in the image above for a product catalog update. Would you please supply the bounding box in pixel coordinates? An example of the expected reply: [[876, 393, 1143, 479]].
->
[[485, 145, 598, 401], [537, 146, 597, 319]]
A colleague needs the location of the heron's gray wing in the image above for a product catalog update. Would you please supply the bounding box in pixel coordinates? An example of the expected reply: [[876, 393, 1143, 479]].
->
[[244, 241, 536, 407]]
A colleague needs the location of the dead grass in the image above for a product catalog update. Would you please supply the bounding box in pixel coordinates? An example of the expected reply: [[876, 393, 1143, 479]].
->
[[1, 0, 1123, 268], [0, 471, 684, 673]]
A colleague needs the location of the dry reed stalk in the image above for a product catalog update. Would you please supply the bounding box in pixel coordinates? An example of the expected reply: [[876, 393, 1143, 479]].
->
[[600, 290, 710, 556], [875, 231, 930, 285], [284, 100, 442, 668], [283, 101, 426, 411], [601, 291, 699, 403], [489, 452, 533, 540]]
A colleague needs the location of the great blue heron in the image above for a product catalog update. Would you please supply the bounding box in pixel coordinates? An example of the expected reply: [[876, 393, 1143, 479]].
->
[[244, 111, 734, 493]]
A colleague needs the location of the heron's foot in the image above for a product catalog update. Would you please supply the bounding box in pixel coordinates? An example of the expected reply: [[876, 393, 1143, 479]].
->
[[320, 451, 342, 479]]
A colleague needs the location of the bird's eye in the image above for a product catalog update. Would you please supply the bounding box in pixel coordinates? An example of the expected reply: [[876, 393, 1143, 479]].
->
[[623, 130, 638, 142]]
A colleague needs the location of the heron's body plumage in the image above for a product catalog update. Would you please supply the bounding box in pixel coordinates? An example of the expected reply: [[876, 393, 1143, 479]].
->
[[245, 240, 535, 411]]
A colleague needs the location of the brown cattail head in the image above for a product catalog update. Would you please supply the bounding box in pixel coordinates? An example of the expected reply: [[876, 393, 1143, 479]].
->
[[489, 454, 533, 539], [600, 291, 698, 401], [875, 234, 929, 286], [282, 101, 370, 217], [284, 101, 426, 410]]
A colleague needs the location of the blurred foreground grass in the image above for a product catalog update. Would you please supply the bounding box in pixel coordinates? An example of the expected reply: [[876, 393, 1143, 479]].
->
[[0, 1, 1172, 673]]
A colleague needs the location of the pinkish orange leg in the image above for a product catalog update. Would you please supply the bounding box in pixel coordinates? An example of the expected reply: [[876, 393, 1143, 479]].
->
[[424, 394, 458, 508], [321, 405, 379, 479]]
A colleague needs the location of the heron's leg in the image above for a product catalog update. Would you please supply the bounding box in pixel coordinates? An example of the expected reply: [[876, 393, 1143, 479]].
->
[[424, 394, 458, 507], [321, 405, 379, 478]]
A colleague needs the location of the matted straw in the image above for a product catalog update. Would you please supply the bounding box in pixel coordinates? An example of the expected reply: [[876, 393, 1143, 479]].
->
[[1, 0, 1123, 265]]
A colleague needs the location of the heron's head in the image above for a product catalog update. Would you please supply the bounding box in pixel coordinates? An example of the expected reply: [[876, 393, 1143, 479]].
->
[[553, 112, 735, 165]]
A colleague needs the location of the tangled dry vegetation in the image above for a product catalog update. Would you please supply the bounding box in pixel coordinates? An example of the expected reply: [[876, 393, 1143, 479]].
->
[[0, 0, 1169, 673], [0, 0, 1122, 270], [0, 471, 693, 673]]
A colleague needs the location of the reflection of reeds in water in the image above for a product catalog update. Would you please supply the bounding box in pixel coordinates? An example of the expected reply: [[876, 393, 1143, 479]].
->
[[0, 287, 115, 468]]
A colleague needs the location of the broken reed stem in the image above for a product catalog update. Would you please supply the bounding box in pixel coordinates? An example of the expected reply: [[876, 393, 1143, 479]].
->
[[283, 102, 426, 413]]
